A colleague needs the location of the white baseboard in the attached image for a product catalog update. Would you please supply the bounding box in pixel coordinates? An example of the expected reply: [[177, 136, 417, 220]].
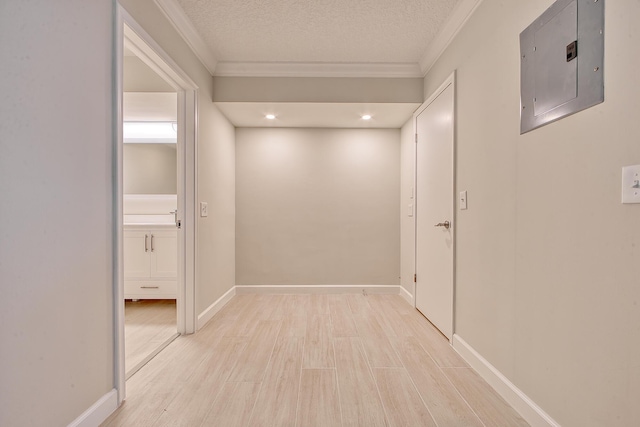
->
[[67, 389, 118, 427], [399, 286, 414, 306], [234, 285, 402, 295], [197, 286, 236, 330], [452, 335, 560, 427]]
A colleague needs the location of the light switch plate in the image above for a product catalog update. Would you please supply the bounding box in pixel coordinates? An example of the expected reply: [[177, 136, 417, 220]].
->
[[200, 202, 208, 217], [460, 191, 468, 210], [622, 166, 640, 204]]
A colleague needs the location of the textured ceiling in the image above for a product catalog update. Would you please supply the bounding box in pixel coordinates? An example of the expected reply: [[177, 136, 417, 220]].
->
[[176, 0, 461, 64]]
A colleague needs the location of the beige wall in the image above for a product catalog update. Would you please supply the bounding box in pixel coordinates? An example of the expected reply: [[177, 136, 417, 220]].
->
[[120, 0, 236, 315], [196, 106, 236, 313], [413, 0, 640, 425], [0, 1, 114, 425], [124, 143, 177, 194], [236, 128, 400, 286], [124, 55, 174, 92], [399, 119, 416, 296], [213, 76, 423, 103]]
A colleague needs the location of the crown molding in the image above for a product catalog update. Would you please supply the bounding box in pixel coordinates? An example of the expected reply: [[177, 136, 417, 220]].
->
[[419, 0, 484, 76], [154, 0, 218, 75], [214, 62, 423, 78]]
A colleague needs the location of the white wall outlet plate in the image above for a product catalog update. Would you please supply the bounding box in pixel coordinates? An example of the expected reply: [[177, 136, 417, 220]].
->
[[200, 201, 208, 217], [622, 166, 640, 204], [459, 190, 468, 210]]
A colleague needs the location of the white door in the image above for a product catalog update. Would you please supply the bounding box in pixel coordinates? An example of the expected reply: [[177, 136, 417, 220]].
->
[[415, 80, 455, 340]]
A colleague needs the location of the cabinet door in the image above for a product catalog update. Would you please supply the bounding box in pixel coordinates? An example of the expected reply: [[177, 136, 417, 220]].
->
[[124, 231, 151, 278], [150, 230, 177, 278]]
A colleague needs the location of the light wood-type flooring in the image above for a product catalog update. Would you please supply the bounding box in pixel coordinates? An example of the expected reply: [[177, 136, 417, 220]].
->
[[105, 294, 528, 427], [125, 299, 177, 377]]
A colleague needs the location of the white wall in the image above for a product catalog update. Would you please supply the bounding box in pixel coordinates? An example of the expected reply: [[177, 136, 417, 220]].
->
[[119, 0, 236, 316], [413, 0, 640, 425], [0, 1, 114, 425], [236, 128, 400, 286], [124, 144, 177, 194]]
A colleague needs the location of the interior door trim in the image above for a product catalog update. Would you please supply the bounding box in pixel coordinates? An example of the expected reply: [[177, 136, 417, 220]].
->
[[114, 3, 198, 405], [412, 71, 457, 339]]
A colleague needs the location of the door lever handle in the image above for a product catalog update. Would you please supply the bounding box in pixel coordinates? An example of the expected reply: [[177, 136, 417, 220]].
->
[[170, 210, 181, 229], [434, 221, 451, 230]]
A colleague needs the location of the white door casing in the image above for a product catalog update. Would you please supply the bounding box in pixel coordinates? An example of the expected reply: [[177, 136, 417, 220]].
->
[[115, 3, 198, 405], [414, 75, 455, 340]]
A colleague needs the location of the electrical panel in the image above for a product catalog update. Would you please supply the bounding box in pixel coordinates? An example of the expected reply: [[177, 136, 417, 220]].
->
[[520, 0, 604, 134]]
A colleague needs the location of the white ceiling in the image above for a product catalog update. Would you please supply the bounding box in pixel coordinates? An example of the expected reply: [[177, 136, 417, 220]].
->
[[176, 0, 459, 64], [147, 0, 479, 127], [215, 102, 421, 128], [158, 0, 480, 77]]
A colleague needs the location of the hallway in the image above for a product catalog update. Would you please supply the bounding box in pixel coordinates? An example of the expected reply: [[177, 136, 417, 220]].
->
[[103, 293, 527, 426]]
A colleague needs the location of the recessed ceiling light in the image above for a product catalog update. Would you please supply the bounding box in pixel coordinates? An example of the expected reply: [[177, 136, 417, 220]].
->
[[265, 114, 276, 120], [361, 114, 372, 120]]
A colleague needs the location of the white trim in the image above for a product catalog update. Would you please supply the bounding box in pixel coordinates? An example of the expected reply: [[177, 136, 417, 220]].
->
[[399, 286, 414, 306], [214, 62, 423, 78], [197, 286, 237, 330], [113, 5, 126, 406], [153, 0, 218, 75], [419, 0, 484, 76], [67, 389, 118, 427], [122, 17, 198, 90], [114, 3, 199, 411], [235, 285, 402, 295], [452, 335, 561, 427]]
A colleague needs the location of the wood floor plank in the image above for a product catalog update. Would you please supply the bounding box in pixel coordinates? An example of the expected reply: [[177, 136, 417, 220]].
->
[[403, 312, 468, 367], [367, 294, 412, 337], [186, 336, 247, 388], [392, 336, 484, 427], [333, 337, 388, 427], [274, 295, 308, 338], [199, 381, 262, 427], [102, 385, 176, 427], [345, 293, 375, 315], [105, 294, 528, 427], [353, 313, 402, 368], [443, 367, 530, 427], [374, 368, 437, 427], [152, 383, 213, 427], [296, 369, 342, 427], [248, 336, 304, 426], [309, 294, 331, 315], [227, 320, 282, 382], [303, 314, 335, 368], [328, 295, 358, 337], [124, 300, 176, 374]]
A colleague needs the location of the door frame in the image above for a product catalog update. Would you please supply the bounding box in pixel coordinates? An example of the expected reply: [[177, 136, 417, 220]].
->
[[412, 71, 457, 339], [114, 3, 198, 404]]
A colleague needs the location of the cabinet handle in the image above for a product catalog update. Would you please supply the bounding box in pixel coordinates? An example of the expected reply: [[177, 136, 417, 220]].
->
[[150, 234, 154, 252], [140, 286, 159, 289], [144, 234, 148, 252]]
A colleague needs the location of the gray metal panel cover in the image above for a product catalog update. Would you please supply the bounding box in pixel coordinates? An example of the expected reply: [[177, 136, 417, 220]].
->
[[520, 0, 604, 134]]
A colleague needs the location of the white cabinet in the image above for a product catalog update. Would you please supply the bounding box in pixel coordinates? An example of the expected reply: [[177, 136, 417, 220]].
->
[[124, 226, 177, 299]]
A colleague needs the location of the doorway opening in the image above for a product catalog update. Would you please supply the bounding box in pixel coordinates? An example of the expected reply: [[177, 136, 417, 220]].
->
[[115, 4, 198, 403]]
